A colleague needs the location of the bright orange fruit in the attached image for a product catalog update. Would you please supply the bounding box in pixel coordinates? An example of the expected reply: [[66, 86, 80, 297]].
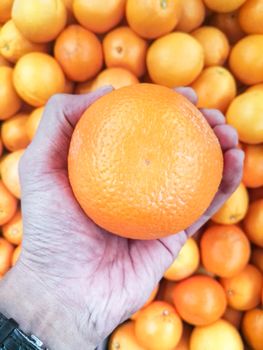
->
[[177, 0, 205, 32], [3, 209, 22, 245], [242, 144, 263, 188], [0, 0, 13, 23], [242, 308, 263, 350], [11, 244, 21, 266], [108, 321, 145, 350], [0, 238, 14, 275], [1, 113, 30, 151], [0, 181, 17, 225], [26, 107, 44, 141], [238, 0, 263, 34], [243, 199, 263, 247], [68, 84, 223, 239], [203, 0, 247, 12], [1, 149, 24, 198]]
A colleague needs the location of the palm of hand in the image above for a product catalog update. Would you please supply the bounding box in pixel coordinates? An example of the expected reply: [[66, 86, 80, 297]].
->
[[18, 87, 243, 346]]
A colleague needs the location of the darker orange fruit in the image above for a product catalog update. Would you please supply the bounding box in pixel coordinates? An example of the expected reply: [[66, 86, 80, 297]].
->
[[0, 181, 17, 226], [173, 275, 227, 326], [241, 308, 263, 350], [200, 224, 251, 278], [242, 143, 263, 188], [1, 113, 30, 151], [0, 238, 14, 275], [11, 244, 21, 266], [223, 307, 243, 329], [54, 25, 103, 82], [103, 26, 148, 78], [243, 199, 263, 247], [68, 84, 223, 240]]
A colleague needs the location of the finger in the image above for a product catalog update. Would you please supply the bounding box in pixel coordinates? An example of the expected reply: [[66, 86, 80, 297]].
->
[[186, 148, 244, 236], [174, 87, 198, 105], [213, 124, 239, 151], [21, 86, 113, 174], [200, 108, 225, 127]]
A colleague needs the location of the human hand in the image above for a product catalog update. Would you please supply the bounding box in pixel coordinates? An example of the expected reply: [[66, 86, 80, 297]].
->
[[0, 86, 243, 350]]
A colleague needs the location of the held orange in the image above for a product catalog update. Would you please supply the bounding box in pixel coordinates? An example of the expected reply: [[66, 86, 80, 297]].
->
[[12, 0, 67, 43], [191, 66, 237, 112], [103, 26, 148, 78], [54, 25, 103, 82], [68, 84, 223, 240], [126, 0, 182, 39], [147, 33, 204, 88], [229, 35, 263, 85], [0, 20, 49, 63], [1, 113, 30, 151], [0, 67, 22, 120], [13, 53, 65, 107], [177, 0, 205, 32], [73, 0, 125, 34]]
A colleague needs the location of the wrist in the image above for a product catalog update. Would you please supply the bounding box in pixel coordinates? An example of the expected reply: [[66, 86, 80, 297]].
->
[[0, 262, 96, 350]]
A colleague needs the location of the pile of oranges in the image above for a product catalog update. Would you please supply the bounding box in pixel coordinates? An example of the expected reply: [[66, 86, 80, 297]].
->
[[0, 0, 262, 349]]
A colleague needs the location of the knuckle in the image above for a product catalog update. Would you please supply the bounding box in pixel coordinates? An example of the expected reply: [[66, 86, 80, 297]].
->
[[46, 93, 67, 109]]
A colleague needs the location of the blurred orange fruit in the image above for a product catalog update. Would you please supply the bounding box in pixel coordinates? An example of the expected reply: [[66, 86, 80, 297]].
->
[[227, 91, 263, 144], [251, 246, 263, 272], [1, 113, 30, 151], [249, 186, 263, 202], [26, 107, 44, 141], [54, 25, 103, 82], [212, 183, 249, 224], [200, 225, 251, 278], [0, 20, 49, 63], [164, 238, 200, 281], [135, 301, 183, 350], [75, 68, 138, 94], [0, 66, 22, 120], [242, 144, 263, 188], [0, 0, 13, 23], [73, 0, 125, 34], [238, 0, 263, 34], [0, 181, 17, 225], [1, 149, 24, 198], [108, 321, 145, 350], [190, 319, 244, 350], [126, 0, 182, 39], [191, 66, 236, 112], [0, 54, 11, 67], [177, 0, 205, 32], [11, 244, 21, 266], [173, 325, 192, 350], [13, 52, 65, 107], [103, 26, 148, 78], [243, 199, 263, 247], [173, 275, 227, 326], [229, 35, 263, 85], [220, 264, 263, 310], [12, 0, 67, 43], [147, 32, 204, 87], [209, 11, 245, 44], [241, 308, 263, 350], [158, 280, 177, 305], [69, 84, 223, 239], [223, 307, 243, 329], [203, 0, 247, 12], [63, 78, 74, 94], [192, 26, 230, 67], [0, 238, 14, 274], [3, 209, 22, 245], [246, 83, 263, 92]]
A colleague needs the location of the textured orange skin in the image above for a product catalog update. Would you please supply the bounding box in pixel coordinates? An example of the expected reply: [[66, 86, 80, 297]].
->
[[177, 0, 205, 32], [220, 264, 263, 310], [229, 35, 263, 85], [75, 68, 139, 94], [200, 225, 251, 278], [26, 107, 44, 141], [210, 11, 245, 44], [1, 113, 30, 152], [191, 66, 236, 113], [0, 238, 14, 275], [0, 181, 17, 226], [103, 26, 148, 78], [134, 301, 183, 350], [3, 209, 22, 245], [1, 149, 24, 198], [243, 144, 263, 188], [68, 84, 223, 240], [242, 308, 263, 350], [108, 321, 145, 350], [238, 0, 263, 34], [73, 0, 125, 34], [147, 33, 204, 88], [173, 275, 227, 326], [13, 53, 65, 107], [11, 244, 21, 266], [251, 247, 263, 272], [223, 307, 243, 329], [192, 26, 230, 67], [0, 67, 22, 120], [54, 25, 103, 82], [126, 0, 182, 39], [243, 199, 263, 247], [0, 20, 49, 63]]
